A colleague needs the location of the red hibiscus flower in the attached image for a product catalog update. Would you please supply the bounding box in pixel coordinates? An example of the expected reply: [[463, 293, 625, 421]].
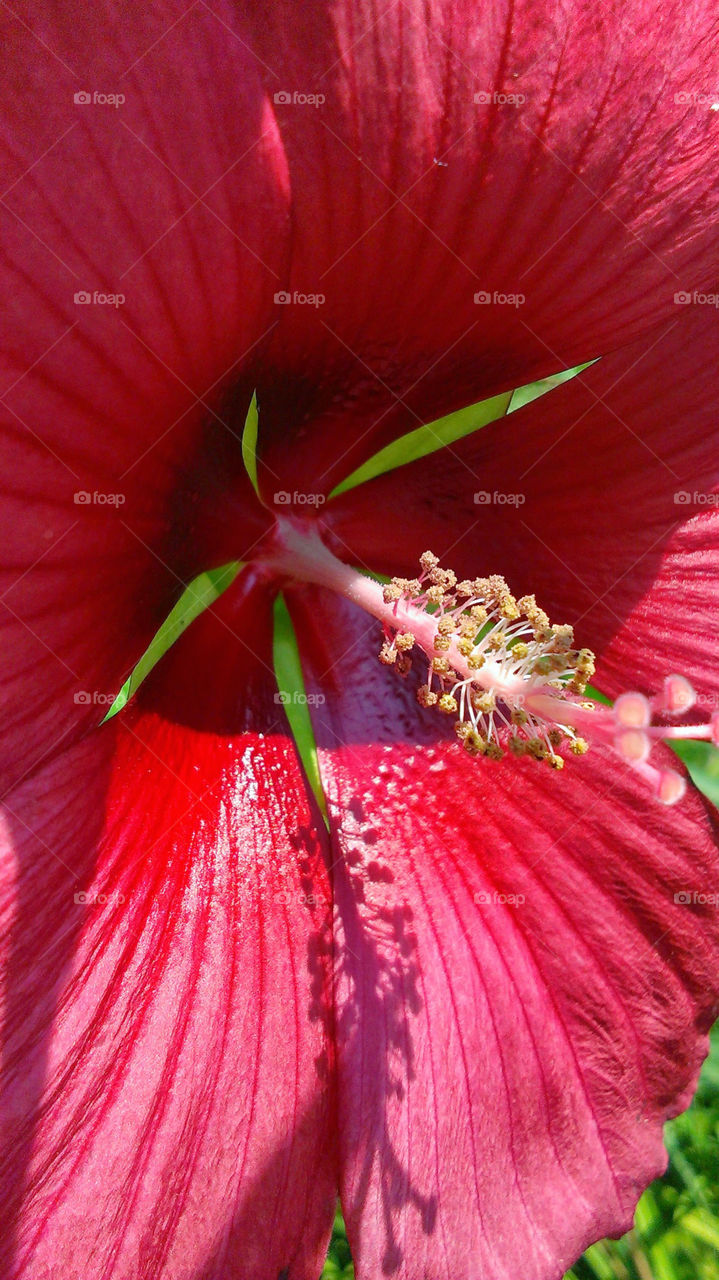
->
[[2, 3, 719, 1279]]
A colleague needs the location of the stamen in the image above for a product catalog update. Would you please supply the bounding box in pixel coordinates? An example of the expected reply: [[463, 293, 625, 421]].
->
[[368, 551, 712, 805], [262, 521, 711, 806]]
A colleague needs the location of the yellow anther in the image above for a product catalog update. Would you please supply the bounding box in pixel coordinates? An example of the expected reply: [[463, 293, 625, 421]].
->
[[383, 583, 402, 603], [511, 706, 528, 725], [471, 691, 496, 714], [569, 737, 589, 755], [576, 648, 596, 676], [395, 632, 415, 651], [517, 594, 537, 615], [467, 653, 485, 670], [379, 642, 397, 665], [550, 624, 574, 651], [437, 615, 456, 635], [438, 693, 458, 714], [547, 753, 564, 770], [420, 551, 440, 573], [431, 656, 450, 675], [417, 685, 438, 708], [498, 594, 520, 621], [429, 567, 456, 591]]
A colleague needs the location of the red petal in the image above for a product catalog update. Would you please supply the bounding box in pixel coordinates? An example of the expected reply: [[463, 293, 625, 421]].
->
[[291, 588, 719, 1280], [1, 2, 286, 790], [246, 0, 719, 491], [327, 306, 719, 700], [0, 579, 336, 1278]]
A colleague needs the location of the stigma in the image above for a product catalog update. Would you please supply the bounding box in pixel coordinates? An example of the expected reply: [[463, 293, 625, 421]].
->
[[261, 519, 717, 806]]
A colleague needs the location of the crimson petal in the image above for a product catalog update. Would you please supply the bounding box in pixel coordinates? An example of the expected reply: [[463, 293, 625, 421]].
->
[[0, 577, 336, 1279], [291, 587, 719, 1280]]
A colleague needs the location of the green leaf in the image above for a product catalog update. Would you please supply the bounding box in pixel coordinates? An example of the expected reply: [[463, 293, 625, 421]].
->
[[680, 1208, 719, 1252], [670, 741, 719, 811], [241, 389, 260, 496], [507, 361, 597, 413], [272, 595, 327, 818], [103, 561, 240, 720]]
